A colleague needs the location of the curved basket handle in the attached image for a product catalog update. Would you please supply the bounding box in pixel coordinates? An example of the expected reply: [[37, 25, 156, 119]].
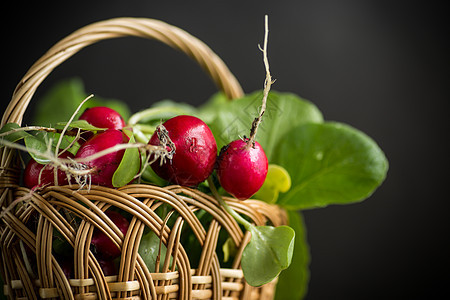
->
[[2, 17, 244, 126]]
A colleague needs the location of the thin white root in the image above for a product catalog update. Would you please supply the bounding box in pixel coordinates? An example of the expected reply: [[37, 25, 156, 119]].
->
[[155, 123, 176, 165], [0, 126, 58, 137], [54, 94, 94, 156], [247, 15, 274, 149]]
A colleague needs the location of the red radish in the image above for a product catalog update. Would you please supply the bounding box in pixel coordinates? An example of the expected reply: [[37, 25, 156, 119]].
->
[[97, 258, 117, 276], [78, 106, 125, 130], [24, 151, 74, 189], [216, 139, 268, 200], [91, 210, 130, 259], [59, 258, 74, 279], [78, 106, 125, 142], [149, 115, 217, 186], [59, 256, 116, 278], [75, 129, 129, 187]]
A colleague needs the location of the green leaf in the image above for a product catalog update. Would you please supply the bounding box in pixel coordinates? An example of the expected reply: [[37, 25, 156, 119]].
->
[[138, 230, 169, 272], [33, 78, 87, 126], [275, 211, 310, 300], [52, 229, 73, 257], [56, 120, 106, 131], [0, 123, 33, 143], [197, 92, 229, 123], [24, 134, 52, 164], [273, 122, 389, 210], [202, 90, 323, 160], [253, 164, 292, 204], [47, 132, 80, 155], [222, 237, 237, 263], [241, 225, 295, 287], [112, 130, 140, 187], [33, 77, 130, 126], [140, 163, 168, 186]]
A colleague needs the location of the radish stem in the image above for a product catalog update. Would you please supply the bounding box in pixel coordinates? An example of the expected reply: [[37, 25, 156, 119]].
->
[[207, 176, 253, 231]]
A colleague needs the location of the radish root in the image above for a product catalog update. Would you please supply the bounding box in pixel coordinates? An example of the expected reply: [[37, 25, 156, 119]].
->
[[247, 15, 274, 149]]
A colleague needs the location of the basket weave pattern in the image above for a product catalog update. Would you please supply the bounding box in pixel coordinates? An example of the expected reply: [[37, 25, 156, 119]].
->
[[0, 18, 287, 300]]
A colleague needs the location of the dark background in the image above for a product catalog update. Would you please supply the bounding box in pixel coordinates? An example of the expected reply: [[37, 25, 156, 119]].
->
[[2, 0, 448, 299]]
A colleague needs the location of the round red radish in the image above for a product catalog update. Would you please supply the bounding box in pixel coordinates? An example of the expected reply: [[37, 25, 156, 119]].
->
[[149, 115, 217, 186], [216, 139, 268, 200], [59, 258, 74, 279], [78, 106, 125, 130], [97, 258, 117, 276], [75, 129, 129, 187], [78, 106, 125, 142], [24, 151, 74, 189], [91, 210, 129, 259]]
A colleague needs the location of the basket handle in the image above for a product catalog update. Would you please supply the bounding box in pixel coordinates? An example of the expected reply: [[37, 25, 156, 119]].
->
[[2, 17, 244, 126]]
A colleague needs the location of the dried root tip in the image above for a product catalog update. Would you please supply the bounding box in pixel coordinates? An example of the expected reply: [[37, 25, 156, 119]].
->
[[47, 158, 95, 190], [135, 124, 176, 180], [156, 123, 176, 157], [65, 160, 93, 190], [150, 123, 176, 166], [246, 15, 272, 150]]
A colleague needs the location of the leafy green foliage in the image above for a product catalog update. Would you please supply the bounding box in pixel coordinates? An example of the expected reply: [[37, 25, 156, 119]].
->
[[273, 122, 388, 209], [56, 120, 106, 131], [241, 225, 295, 286], [0, 123, 32, 143], [138, 229, 169, 272], [254, 164, 292, 203], [112, 129, 140, 188], [140, 163, 168, 186], [222, 236, 237, 263], [52, 229, 73, 257], [199, 91, 387, 210], [199, 91, 323, 160], [275, 211, 310, 300], [24, 134, 51, 164], [33, 78, 131, 126]]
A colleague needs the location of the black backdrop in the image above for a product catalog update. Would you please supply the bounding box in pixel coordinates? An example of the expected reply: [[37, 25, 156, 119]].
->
[[1, 1, 448, 299]]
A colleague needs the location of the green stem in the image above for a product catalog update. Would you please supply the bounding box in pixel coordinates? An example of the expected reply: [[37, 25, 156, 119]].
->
[[128, 107, 188, 126], [207, 177, 253, 231], [133, 123, 157, 134], [133, 127, 152, 144]]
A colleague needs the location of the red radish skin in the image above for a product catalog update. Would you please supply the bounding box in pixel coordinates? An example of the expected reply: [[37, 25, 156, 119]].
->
[[149, 115, 217, 186], [24, 151, 74, 189], [78, 106, 125, 142], [59, 258, 74, 279], [91, 210, 130, 259], [75, 129, 129, 187], [60, 256, 116, 278], [216, 139, 268, 200], [79, 106, 125, 130], [98, 258, 117, 276]]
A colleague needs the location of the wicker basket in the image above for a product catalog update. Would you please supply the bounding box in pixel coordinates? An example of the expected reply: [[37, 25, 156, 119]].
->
[[0, 18, 287, 300]]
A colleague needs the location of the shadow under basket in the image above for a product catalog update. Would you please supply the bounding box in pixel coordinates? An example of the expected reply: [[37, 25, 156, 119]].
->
[[0, 18, 288, 300]]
